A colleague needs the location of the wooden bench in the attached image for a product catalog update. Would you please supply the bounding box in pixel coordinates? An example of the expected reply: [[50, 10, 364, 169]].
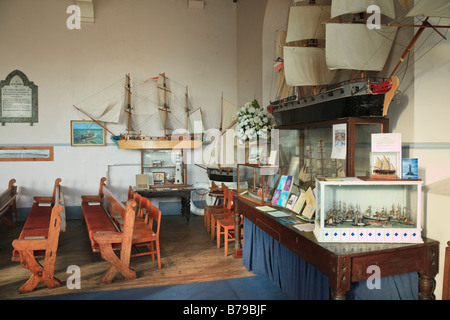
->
[[11, 178, 66, 294], [81, 177, 137, 284], [0, 179, 18, 227]]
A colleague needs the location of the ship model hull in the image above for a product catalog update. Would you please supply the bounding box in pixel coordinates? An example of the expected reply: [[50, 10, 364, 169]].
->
[[206, 167, 236, 182], [116, 135, 202, 150], [269, 79, 389, 126]]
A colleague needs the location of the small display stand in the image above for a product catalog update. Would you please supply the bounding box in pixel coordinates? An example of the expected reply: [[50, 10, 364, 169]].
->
[[314, 177, 423, 243]]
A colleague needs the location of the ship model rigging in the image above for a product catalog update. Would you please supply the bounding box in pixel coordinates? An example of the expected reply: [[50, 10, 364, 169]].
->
[[73, 73, 203, 150], [196, 95, 239, 182], [269, 0, 450, 126]]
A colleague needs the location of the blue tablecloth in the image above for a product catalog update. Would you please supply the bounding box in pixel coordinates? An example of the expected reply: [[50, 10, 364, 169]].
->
[[242, 218, 418, 300]]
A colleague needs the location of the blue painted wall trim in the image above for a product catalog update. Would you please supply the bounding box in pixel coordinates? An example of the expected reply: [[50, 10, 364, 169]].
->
[[14, 201, 202, 222]]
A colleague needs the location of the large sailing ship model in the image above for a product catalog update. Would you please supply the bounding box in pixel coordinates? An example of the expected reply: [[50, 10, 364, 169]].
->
[[73, 73, 203, 150], [268, 0, 450, 126]]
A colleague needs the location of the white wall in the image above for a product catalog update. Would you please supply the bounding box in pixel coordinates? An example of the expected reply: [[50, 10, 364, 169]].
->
[[0, 0, 237, 206], [410, 25, 450, 300]]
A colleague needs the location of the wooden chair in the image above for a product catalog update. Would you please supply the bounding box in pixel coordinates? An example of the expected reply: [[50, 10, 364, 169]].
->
[[131, 200, 162, 269], [203, 183, 226, 232], [209, 188, 235, 240], [216, 214, 243, 256], [443, 241, 450, 300]]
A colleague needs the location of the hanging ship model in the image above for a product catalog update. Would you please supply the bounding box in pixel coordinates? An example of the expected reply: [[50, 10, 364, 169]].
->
[[73, 73, 203, 150], [268, 0, 450, 126]]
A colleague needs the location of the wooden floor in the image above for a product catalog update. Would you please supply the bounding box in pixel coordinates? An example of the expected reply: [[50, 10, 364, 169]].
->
[[0, 214, 253, 300]]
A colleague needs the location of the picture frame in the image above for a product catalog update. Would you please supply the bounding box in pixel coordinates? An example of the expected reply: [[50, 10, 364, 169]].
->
[[402, 158, 418, 179], [153, 172, 165, 185], [0, 146, 53, 161], [71, 120, 106, 147], [247, 146, 265, 164]]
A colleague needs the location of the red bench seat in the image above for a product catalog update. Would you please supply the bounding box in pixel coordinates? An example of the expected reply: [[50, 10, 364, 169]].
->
[[81, 202, 121, 251], [12, 204, 54, 260]]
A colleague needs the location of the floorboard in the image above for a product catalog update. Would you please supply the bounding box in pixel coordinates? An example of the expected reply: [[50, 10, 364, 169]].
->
[[0, 214, 253, 300]]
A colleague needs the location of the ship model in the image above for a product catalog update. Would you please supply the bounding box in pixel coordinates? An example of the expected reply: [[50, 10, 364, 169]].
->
[[325, 201, 415, 227], [372, 155, 396, 176], [73, 73, 203, 150], [196, 95, 239, 182], [268, 0, 450, 126], [298, 139, 343, 188]]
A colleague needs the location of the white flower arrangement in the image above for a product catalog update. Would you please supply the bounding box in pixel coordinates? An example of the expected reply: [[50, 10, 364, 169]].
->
[[234, 99, 275, 144]]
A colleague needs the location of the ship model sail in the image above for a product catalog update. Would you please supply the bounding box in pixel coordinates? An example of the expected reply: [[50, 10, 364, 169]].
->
[[269, 0, 450, 126], [73, 73, 203, 150], [372, 155, 396, 176], [196, 95, 239, 182]]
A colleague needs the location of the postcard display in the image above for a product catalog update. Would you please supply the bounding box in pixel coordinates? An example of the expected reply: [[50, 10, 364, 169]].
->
[[141, 149, 186, 186], [237, 164, 282, 205], [314, 178, 423, 243]]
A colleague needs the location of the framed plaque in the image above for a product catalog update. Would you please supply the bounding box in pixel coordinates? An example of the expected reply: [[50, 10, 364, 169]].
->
[[0, 70, 38, 125]]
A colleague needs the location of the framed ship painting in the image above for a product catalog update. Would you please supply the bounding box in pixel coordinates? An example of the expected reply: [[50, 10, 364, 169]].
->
[[71, 120, 106, 146]]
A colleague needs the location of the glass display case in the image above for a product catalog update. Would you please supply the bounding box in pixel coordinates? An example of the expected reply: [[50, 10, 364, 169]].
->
[[314, 178, 423, 243], [141, 149, 186, 186], [277, 117, 389, 190], [237, 164, 282, 205]]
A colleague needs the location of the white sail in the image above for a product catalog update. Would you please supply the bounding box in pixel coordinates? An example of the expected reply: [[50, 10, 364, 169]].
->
[[188, 107, 205, 134], [285, 6, 331, 43], [275, 31, 294, 100], [197, 98, 238, 168], [81, 98, 123, 124], [331, 0, 396, 19], [156, 74, 173, 132], [284, 46, 336, 86], [406, 0, 450, 19], [222, 99, 238, 132], [326, 23, 398, 71]]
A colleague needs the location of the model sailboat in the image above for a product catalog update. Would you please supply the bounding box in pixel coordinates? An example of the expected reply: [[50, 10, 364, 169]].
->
[[269, 0, 400, 125], [196, 95, 239, 182], [73, 73, 203, 150]]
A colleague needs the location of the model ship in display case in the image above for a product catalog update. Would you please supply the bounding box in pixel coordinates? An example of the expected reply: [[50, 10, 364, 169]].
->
[[237, 164, 281, 205], [314, 178, 423, 243]]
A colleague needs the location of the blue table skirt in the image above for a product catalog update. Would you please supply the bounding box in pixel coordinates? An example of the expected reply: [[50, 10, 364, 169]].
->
[[242, 218, 418, 300]]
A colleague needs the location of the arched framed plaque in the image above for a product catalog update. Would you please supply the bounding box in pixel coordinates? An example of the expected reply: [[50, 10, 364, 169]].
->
[[0, 70, 38, 125]]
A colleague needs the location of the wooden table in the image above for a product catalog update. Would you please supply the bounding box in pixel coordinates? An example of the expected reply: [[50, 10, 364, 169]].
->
[[234, 196, 439, 300], [136, 186, 195, 222]]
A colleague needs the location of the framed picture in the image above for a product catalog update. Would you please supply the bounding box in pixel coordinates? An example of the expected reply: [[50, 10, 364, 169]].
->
[[402, 158, 418, 179], [0, 146, 53, 161], [153, 172, 165, 185], [71, 120, 106, 146], [247, 146, 265, 164]]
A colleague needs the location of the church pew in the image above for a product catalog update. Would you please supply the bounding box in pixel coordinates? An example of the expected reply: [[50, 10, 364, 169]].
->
[[11, 178, 65, 293], [0, 179, 18, 227], [81, 177, 137, 284]]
